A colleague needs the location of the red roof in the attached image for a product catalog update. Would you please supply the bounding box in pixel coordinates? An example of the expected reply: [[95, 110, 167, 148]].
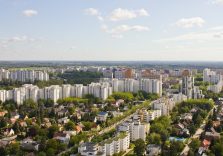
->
[[202, 139, 211, 148]]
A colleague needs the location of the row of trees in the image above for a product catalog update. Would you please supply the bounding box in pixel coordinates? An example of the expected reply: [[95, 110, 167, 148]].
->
[[58, 71, 103, 85], [108, 91, 159, 103], [171, 99, 214, 135]]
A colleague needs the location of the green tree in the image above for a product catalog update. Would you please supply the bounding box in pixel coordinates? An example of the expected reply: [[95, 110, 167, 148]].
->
[[147, 133, 161, 145], [134, 139, 146, 156], [189, 139, 201, 152], [48, 125, 59, 138], [169, 141, 184, 156], [64, 121, 75, 130], [0, 117, 7, 128], [38, 152, 47, 156], [7, 142, 21, 155], [46, 148, 56, 156], [111, 92, 134, 102]]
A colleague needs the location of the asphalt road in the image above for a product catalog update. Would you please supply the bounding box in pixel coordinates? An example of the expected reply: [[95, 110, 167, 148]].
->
[[180, 108, 213, 156]]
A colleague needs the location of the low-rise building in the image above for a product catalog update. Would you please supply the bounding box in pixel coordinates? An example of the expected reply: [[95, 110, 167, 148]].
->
[[97, 112, 108, 122], [21, 138, 40, 151], [146, 144, 161, 156]]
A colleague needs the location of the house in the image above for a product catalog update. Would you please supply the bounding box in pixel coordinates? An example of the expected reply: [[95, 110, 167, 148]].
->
[[3, 128, 15, 137], [19, 121, 28, 128], [53, 132, 70, 144], [10, 117, 18, 124], [205, 128, 220, 141], [63, 130, 77, 136], [93, 117, 97, 123], [198, 147, 206, 156], [190, 108, 198, 114], [198, 139, 211, 155], [77, 122, 85, 129], [21, 138, 40, 151], [212, 121, 221, 128], [56, 109, 69, 117], [115, 99, 125, 107], [31, 117, 37, 125], [182, 128, 190, 136], [174, 123, 190, 137], [10, 112, 20, 119], [201, 139, 211, 149], [97, 112, 108, 122], [75, 125, 83, 134], [67, 103, 75, 108], [23, 115, 29, 120], [0, 141, 7, 148], [146, 144, 161, 156], [180, 113, 193, 122], [41, 122, 51, 128], [58, 117, 70, 124], [124, 106, 129, 111], [76, 112, 82, 120], [111, 111, 123, 117], [0, 135, 17, 147], [41, 118, 52, 128], [175, 123, 184, 130], [0, 111, 7, 117]]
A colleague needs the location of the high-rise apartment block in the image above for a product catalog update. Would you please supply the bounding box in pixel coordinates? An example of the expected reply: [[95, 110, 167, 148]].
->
[[0, 69, 49, 82]]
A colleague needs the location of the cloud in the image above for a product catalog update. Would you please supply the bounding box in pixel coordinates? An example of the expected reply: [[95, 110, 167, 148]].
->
[[102, 24, 149, 38], [84, 8, 104, 21], [97, 16, 104, 21], [0, 36, 41, 48], [109, 8, 149, 21], [85, 8, 150, 38], [110, 25, 149, 33], [23, 9, 38, 17], [175, 17, 205, 28], [213, 0, 223, 5], [7, 36, 37, 42], [156, 26, 223, 42], [85, 8, 100, 16]]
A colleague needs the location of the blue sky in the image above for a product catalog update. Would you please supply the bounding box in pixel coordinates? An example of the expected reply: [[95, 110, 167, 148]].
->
[[0, 0, 223, 61]]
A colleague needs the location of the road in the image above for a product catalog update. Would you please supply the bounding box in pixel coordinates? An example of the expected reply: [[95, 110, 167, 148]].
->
[[98, 100, 151, 135], [98, 111, 138, 135], [180, 108, 214, 156], [58, 100, 151, 156]]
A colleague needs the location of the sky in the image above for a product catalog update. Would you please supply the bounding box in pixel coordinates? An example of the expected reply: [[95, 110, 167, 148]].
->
[[1, 0, 223, 61]]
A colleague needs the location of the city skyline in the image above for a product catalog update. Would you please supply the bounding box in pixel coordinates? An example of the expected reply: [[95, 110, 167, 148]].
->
[[1, 0, 223, 61]]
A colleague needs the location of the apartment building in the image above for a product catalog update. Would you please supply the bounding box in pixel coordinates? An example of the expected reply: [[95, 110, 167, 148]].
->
[[152, 97, 176, 116], [78, 132, 130, 156], [0, 69, 49, 82], [203, 68, 223, 93], [118, 118, 150, 141]]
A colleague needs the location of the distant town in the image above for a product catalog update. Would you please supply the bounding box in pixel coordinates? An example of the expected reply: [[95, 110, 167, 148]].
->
[[0, 62, 223, 156]]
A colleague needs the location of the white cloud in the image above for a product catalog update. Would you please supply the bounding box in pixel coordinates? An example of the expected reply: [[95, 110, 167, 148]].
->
[[175, 17, 205, 28], [102, 24, 149, 38], [23, 9, 38, 17], [0, 36, 41, 48], [97, 16, 104, 21], [213, 0, 223, 5], [109, 8, 149, 21], [156, 26, 223, 42], [85, 8, 100, 16], [110, 25, 149, 34], [84, 8, 104, 21]]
